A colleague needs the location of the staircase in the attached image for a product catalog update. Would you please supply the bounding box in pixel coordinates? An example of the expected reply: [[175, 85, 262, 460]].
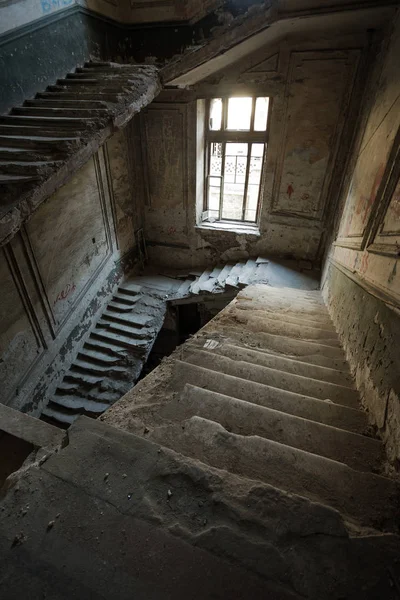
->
[[43, 257, 304, 425], [101, 283, 400, 597]]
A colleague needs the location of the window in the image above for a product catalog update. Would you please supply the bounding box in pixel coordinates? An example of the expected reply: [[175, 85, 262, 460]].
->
[[204, 96, 270, 224]]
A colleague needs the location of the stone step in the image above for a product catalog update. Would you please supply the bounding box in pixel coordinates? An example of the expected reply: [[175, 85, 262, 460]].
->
[[37, 91, 122, 102], [42, 403, 78, 425], [73, 357, 129, 375], [12, 106, 108, 118], [235, 300, 333, 325], [0, 173, 39, 183], [0, 134, 79, 149], [55, 416, 400, 600], [0, 160, 62, 175], [83, 339, 129, 358], [217, 263, 234, 287], [193, 341, 354, 388], [149, 416, 400, 531], [52, 393, 110, 413], [111, 293, 138, 306], [235, 313, 341, 347], [25, 98, 109, 108], [102, 310, 154, 327], [235, 306, 336, 332], [225, 262, 245, 287], [156, 384, 383, 473], [170, 361, 367, 434], [0, 147, 57, 162], [0, 115, 94, 129], [118, 282, 142, 295], [238, 258, 257, 286], [107, 301, 137, 313], [223, 330, 348, 368], [91, 330, 148, 351], [96, 320, 151, 339], [181, 349, 359, 408], [0, 124, 86, 138]]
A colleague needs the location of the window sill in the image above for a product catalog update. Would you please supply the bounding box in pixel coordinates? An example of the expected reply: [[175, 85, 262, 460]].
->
[[196, 222, 260, 236]]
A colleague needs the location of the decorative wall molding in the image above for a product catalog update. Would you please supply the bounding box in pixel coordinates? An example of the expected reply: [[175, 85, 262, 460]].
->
[[270, 49, 359, 224], [140, 103, 188, 212], [24, 153, 115, 337]]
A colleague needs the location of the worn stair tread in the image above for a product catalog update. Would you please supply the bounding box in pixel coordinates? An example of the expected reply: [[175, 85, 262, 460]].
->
[[96, 320, 151, 339], [217, 263, 234, 287], [91, 330, 149, 349], [238, 259, 258, 286], [191, 341, 354, 388], [102, 310, 154, 327], [225, 262, 245, 287], [182, 348, 360, 408], [42, 404, 78, 424], [52, 393, 111, 413], [149, 416, 400, 530], [235, 306, 336, 332], [170, 361, 367, 434], [155, 384, 383, 473]]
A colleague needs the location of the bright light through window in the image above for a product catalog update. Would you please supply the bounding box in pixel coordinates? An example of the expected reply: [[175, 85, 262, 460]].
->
[[204, 96, 270, 224]]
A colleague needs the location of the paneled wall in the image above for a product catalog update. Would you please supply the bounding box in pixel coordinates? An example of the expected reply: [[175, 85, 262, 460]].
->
[[0, 129, 139, 414], [323, 14, 400, 464], [138, 34, 363, 267]]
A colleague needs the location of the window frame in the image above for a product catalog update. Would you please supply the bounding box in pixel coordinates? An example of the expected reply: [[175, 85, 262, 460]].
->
[[203, 96, 271, 224]]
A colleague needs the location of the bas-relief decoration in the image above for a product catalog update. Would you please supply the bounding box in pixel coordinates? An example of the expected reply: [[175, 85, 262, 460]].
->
[[0, 248, 44, 404], [25, 155, 113, 331], [272, 51, 356, 221], [141, 105, 187, 210]]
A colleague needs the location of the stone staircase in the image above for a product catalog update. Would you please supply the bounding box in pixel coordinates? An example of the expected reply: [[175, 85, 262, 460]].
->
[[100, 283, 400, 597], [43, 257, 306, 425]]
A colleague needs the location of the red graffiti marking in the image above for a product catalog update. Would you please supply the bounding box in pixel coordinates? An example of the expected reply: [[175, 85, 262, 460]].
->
[[167, 226, 177, 235], [287, 184, 294, 199], [54, 282, 76, 305], [301, 193, 310, 201]]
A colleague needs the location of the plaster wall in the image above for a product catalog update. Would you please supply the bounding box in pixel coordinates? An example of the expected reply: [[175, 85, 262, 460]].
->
[[0, 129, 139, 415], [137, 33, 365, 267], [0, 0, 75, 35], [322, 13, 400, 465]]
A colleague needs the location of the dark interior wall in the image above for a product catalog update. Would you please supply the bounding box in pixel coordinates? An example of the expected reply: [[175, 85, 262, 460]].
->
[[0, 128, 140, 415], [322, 11, 400, 465]]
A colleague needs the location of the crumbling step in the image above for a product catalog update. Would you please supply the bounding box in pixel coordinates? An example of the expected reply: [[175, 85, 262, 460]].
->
[[225, 262, 245, 287], [181, 348, 359, 407], [235, 301, 334, 326], [96, 320, 151, 339], [235, 314, 341, 347], [51, 394, 111, 413], [83, 339, 129, 359], [25, 99, 109, 108], [0, 135, 80, 150], [0, 115, 95, 129], [12, 106, 109, 118], [238, 258, 257, 286], [217, 263, 234, 287], [191, 342, 354, 388], [217, 330, 349, 370], [72, 358, 129, 376], [148, 416, 400, 530], [156, 384, 383, 472], [0, 160, 62, 175], [169, 361, 367, 435], [37, 91, 123, 102], [235, 306, 336, 332], [91, 330, 148, 351], [42, 403, 78, 425]]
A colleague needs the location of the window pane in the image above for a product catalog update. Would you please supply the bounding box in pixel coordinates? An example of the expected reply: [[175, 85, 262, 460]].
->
[[227, 97, 252, 130], [222, 143, 248, 219], [244, 143, 265, 221], [209, 98, 222, 130], [208, 176, 221, 212], [254, 97, 269, 131], [209, 142, 222, 176]]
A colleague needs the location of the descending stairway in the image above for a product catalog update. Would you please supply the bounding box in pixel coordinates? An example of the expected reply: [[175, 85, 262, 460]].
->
[[0, 62, 160, 246], [101, 283, 400, 597], [43, 257, 302, 425]]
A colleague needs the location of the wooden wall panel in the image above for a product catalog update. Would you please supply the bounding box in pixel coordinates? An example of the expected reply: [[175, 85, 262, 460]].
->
[[272, 50, 357, 222]]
